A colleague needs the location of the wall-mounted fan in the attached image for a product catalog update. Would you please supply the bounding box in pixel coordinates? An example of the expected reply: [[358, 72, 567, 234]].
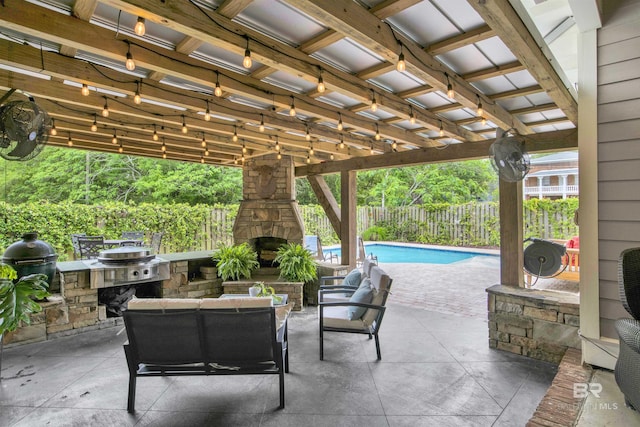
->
[[489, 129, 530, 182], [523, 238, 567, 284], [0, 99, 50, 161]]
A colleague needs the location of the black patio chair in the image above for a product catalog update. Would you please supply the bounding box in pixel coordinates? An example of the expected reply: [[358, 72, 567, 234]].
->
[[77, 235, 105, 259], [614, 247, 640, 411], [122, 231, 144, 241], [150, 232, 163, 254], [70, 233, 86, 260]]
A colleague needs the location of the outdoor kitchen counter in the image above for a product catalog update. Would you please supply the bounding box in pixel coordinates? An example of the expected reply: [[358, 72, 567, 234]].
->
[[55, 250, 213, 272]]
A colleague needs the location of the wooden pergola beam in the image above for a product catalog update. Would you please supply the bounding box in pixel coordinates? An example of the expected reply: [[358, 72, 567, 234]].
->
[[307, 175, 341, 237]]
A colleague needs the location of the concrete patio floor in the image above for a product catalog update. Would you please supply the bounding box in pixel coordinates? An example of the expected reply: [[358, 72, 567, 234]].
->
[[1, 256, 638, 426]]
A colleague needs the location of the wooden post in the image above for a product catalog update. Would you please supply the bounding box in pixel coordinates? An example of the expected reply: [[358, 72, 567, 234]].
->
[[340, 171, 357, 268], [499, 179, 524, 287]]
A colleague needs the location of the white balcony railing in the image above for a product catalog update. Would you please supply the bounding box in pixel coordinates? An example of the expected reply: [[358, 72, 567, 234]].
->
[[524, 185, 579, 197]]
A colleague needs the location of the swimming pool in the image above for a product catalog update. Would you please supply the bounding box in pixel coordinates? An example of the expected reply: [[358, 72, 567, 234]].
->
[[326, 243, 498, 264]]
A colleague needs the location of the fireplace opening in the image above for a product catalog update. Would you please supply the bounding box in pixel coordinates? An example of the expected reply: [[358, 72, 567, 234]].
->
[[251, 237, 287, 267], [98, 281, 161, 317]]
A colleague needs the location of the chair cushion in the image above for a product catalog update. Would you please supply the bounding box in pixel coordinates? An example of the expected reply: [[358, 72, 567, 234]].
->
[[275, 302, 293, 330], [343, 268, 361, 288], [322, 306, 367, 330], [127, 298, 201, 310], [347, 279, 373, 320], [200, 297, 272, 309]]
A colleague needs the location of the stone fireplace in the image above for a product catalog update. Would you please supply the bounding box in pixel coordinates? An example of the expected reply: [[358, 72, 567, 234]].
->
[[233, 154, 305, 253]]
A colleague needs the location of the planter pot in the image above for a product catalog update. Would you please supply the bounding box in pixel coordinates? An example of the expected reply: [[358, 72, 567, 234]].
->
[[249, 286, 260, 297]]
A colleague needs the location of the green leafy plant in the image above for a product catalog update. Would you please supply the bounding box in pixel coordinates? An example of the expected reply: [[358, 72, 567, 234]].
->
[[250, 281, 283, 304], [274, 243, 317, 283], [0, 263, 50, 337], [212, 243, 259, 281]]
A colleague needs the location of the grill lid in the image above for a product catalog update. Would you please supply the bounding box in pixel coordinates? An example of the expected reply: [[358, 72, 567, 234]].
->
[[2, 232, 58, 262], [97, 246, 155, 264]]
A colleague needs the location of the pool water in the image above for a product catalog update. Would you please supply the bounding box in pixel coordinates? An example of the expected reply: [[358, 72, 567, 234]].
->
[[326, 243, 498, 264]]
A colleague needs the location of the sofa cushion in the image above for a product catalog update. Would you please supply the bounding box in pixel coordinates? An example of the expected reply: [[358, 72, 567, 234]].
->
[[127, 298, 201, 310], [275, 302, 293, 330], [347, 279, 374, 320], [343, 268, 361, 288], [200, 297, 272, 309]]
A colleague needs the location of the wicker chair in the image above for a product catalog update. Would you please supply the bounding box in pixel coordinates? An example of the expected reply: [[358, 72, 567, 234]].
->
[[614, 247, 640, 410]]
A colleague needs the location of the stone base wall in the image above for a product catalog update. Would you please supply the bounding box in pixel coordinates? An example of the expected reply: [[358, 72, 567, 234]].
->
[[4, 260, 222, 346], [487, 284, 580, 364]]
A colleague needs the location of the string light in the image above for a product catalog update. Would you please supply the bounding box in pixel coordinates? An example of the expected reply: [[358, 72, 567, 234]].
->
[[118, 143, 124, 154], [201, 133, 206, 147], [339, 135, 345, 149], [259, 114, 265, 132], [337, 113, 343, 131], [305, 125, 311, 141], [289, 96, 296, 117], [91, 115, 98, 132], [102, 97, 109, 117], [370, 142, 374, 155], [317, 70, 325, 93], [241, 154, 245, 162], [481, 117, 487, 126], [111, 129, 118, 144], [214, 72, 223, 97], [200, 155, 205, 164], [375, 123, 381, 140], [204, 147, 209, 156], [81, 83, 90, 96], [161, 140, 166, 152], [242, 143, 247, 154], [243, 37, 252, 68], [133, 81, 142, 105], [445, 73, 454, 99], [162, 152, 167, 159], [234, 156, 238, 165], [476, 95, 484, 117], [181, 115, 188, 134], [274, 136, 280, 152], [309, 143, 314, 155], [306, 155, 311, 164], [232, 125, 238, 142], [409, 105, 416, 125], [204, 101, 211, 121], [277, 152, 282, 160], [152, 124, 159, 141], [396, 45, 406, 72], [439, 120, 444, 137], [370, 91, 378, 112], [391, 140, 398, 150], [134, 17, 146, 36], [125, 43, 135, 71], [67, 133, 73, 146], [50, 119, 57, 136], [330, 153, 334, 160]]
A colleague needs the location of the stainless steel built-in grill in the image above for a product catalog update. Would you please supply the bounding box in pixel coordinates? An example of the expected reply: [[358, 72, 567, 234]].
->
[[83, 246, 170, 289]]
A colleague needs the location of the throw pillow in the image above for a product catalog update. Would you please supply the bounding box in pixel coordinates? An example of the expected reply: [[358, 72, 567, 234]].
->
[[347, 278, 373, 320], [342, 268, 361, 288]]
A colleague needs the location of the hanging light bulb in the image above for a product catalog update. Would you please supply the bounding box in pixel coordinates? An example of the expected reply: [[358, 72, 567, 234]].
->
[[277, 152, 282, 160], [370, 91, 377, 112], [134, 17, 146, 36], [305, 126, 311, 141], [481, 117, 487, 126], [375, 124, 381, 140], [232, 126, 238, 142], [112, 129, 118, 144], [337, 113, 343, 131], [242, 143, 247, 154], [259, 114, 265, 132], [67, 134, 73, 146], [289, 96, 296, 117], [50, 119, 58, 136], [133, 81, 142, 105], [274, 136, 280, 152], [439, 120, 444, 137], [396, 45, 406, 72], [162, 152, 167, 159], [445, 73, 454, 99], [409, 105, 416, 125], [243, 37, 252, 68], [204, 147, 209, 156], [118, 143, 124, 154], [370, 142, 374, 155], [81, 83, 90, 96], [339, 135, 345, 149], [234, 156, 238, 165], [152, 124, 159, 141], [391, 140, 398, 150], [181, 115, 188, 134], [91, 115, 98, 132], [317, 71, 325, 93], [309, 143, 314, 155], [161, 140, 166, 152], [476, 95, 484, 117], [214, 72, 223, 97], [102, 98, 109, 117], [201, 133, 207, 148], [200, 156, 205, 164], [125, 43, 135, 71], [330, 153, 334, 160], [241, 154, 245, 162], [306, 155, 311, 164], [204, 101, 211, 121]]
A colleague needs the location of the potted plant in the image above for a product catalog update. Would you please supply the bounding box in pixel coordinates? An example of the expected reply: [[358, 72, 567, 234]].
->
[[0, 263, 50, 381], [274, 242, 317, 280], [212, 242, 259, 281], [249, 281, 283, 304]]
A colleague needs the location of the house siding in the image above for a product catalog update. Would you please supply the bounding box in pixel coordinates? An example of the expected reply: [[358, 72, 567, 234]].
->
[[597, 0, 640, 339]]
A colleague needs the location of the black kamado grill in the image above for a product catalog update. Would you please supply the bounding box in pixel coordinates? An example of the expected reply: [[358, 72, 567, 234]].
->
[[2, 232, 58, 286]]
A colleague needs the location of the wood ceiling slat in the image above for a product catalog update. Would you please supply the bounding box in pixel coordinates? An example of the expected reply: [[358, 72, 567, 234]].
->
[[461, 61, 526, 82], [489, 85, 544, 101], [426, 24, 496, 56], [509, 103, 558, 115], [467, 0, 578, 124]]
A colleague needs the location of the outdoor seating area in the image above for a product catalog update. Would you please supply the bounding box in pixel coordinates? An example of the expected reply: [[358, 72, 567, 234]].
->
[[71, 232, 164, 259]]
